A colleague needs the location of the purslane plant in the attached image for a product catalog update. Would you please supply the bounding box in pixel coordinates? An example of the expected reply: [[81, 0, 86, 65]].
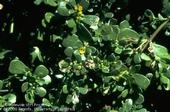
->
[[1, 0, 170, 111]]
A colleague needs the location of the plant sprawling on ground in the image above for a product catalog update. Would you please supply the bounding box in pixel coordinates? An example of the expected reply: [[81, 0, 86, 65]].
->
[[1, 0, 170, 111]]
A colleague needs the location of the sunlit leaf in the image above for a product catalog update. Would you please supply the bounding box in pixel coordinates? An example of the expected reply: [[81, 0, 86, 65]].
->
[[152, 43, 170, 60], [133, 73, 150, 90], [44, 0, 57, 7], [9, 59, 29, 74], [118, 28, 140, 41], [45, 12, 54, 23], [140, 53, 151, 61], [4, 94, 16, 104], [120, 20, 130, 29], [78, 87, 88, 95], [36, 87, 47, 97], [34, 65, 49, 78], [62, 85, 68, 94], [25, 92, 34, 104], [160, 74, 170, 90], [42, 98, 52, 107], [57, 2, 69, 16]]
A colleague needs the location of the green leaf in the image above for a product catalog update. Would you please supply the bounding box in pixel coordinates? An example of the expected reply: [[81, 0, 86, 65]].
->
[[44, 0, 57, 7], [144, 9, 155, 20], [118, 89, 128, 98], [64, 47, 74, 57], [42, 75, 51, 85], [34, 0, 43, 5], [66, 19, 76, 28], [42, 98, 52, 107], [160, 74, 170, 90], [140, 53, 151, 61], [133, 73, 150, 90], [41, 19, 47, 28], [72, 93, 79, 104], [80, 0, 89, 10], [59, 60, 69, 68], [21, 82, 29, 92], [45, 12, 54, 23], [55, 74, 64, 79], [30, 46, 43, 63], [69, 0, 76, 6], [78, 87, 88, 95], [82, 15, 99, 26], [120, 20, 130, 29], [34, 65, 49, 78], [100, 24, 118, 41], [25, 92, 34, 104], [115, 47, 122, 54], [36, 87, 47, 97], [135, 93, 144, 104], [0, 50, 11, 60], [134, 53, 142, 64], [77, 23, 92, 41], [0, 80, 3, 90], [9, 59, 29, 74], [62, 35, 83, 48], [4, 94, 16, 104], [74, 50, 86, 62], [104, 12, 114, 18], [66, 95, 72, 104], [57, 2, 69, 16], [152, 43, 170, 60], [118, 28, 140, 41], [62, 85, 68, 94]]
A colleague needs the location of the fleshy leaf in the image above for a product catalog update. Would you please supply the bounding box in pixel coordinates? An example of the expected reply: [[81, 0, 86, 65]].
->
[[78, 87, 88, 95], [118, 28, 140, 41], [42, 98, 52, 107], [45, 12, 54, 23], [36, 87, 47, 97], [4, 94, 16, 104], [44, 0, 57, 7], [140, 53, 151, 61], [64, 47, 74, 57], [62, 35, 83, 48], [25, 92, 34, 103], [160, 74, 170, 90], [133, 73, 150, 90], [34, 65, 49, 78], [21, 82, 29, 92], [152, 43, 170, 60], [57, 2, 69, 16], [82, 15, 99, 26], [62, 85, 68, 94], [135, 93, 144, 104], [9, 59, 29, 74]]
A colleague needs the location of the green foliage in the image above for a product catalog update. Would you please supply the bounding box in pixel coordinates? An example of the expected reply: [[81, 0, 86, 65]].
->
[[1, 0, 170, 111], [8, 59, 29, 74]]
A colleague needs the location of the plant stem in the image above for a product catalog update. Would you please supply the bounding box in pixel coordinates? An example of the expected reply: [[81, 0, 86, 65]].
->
[[141, 18, 170, 52]]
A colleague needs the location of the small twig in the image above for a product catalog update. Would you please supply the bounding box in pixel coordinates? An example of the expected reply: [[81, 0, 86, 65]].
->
[[141, 18, 170, 52]]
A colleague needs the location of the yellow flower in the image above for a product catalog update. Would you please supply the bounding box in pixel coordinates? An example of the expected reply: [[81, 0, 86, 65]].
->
[[74, 4, 83, 19], [74, 4, 83, 12], [79, 47, 86, 55]]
